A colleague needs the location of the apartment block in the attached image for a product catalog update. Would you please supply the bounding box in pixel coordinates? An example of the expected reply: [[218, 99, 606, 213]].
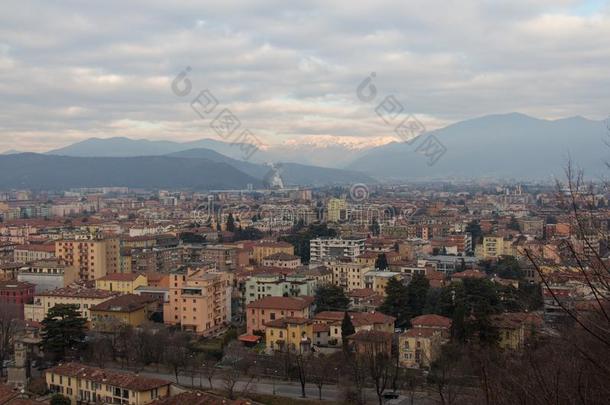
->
[[310, 237, 365, 263], [244, 273, 317, 304], [163, 266, 232, 336], [252, 241, 294, 265], [328, 262, 373, 291], [55, 237, 120, 281]]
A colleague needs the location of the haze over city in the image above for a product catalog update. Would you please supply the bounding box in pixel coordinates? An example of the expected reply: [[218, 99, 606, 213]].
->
[[0, 2, 609, 405]]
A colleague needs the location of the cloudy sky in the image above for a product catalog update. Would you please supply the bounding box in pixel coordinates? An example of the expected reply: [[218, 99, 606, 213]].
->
[[1, 0, 609, 152]]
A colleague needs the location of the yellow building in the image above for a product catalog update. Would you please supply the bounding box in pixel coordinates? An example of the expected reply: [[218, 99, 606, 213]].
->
[[90, 294, 157, 331], [252, 241, 294, 265], [329, 262, 373, 291], [265, 317, 314, 352], [313, 311, 395, 346], [55, 236, 121, 281], [96, 273, 148, 294], [491, 312, 542, 350], [399, 328, 442, 369], [480, 236, 515, 258], [46, 362, 171, 405], [24, 287, 118, 322], [327, 198, 347, 222]]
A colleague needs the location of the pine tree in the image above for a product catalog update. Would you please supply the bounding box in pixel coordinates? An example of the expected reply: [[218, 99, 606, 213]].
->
[[314, 285, 349, 313], [341, 311, 355, 343], [226, 213, 236, 232], [375, 253, 389, 270], [41, 304, 87, 361], [378, 277, 409, 329]]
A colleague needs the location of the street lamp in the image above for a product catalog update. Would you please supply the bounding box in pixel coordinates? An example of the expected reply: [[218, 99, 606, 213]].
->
[[273, 369, 278, 395]]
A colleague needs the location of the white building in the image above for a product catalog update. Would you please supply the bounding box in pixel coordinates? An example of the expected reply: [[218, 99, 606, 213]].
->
[[309, 237, 365, 263]]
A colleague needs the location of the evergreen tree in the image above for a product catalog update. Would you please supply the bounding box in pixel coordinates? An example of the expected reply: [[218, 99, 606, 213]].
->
[[375, 253, 389, 270], [378, 277, 410, 329], [226, 213, 236, 232], [314, 285, 349, 313], [341, 312, 355, 342], [508, 215, 520, 231], [41, 304, 87, 361], [406, 273, 430, 320], [370, 218, 380, 236]]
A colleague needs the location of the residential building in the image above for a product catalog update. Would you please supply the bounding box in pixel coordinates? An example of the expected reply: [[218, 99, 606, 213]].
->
[[419, 255, 478, 275], [55, 236, 121, 281], [410, 314, 452, 340], [326, 198, 348, 222], [347, 330, 393, 355], [90, 294, 158, 331], [313, 311, 395, 346], [24, 287, 118, 322], [480, 236, 515, 258], [399, 314, 452, 368], [261, 252, 301, 269], [252, 241, 294, 265], [201, 245, 238, 271], [310, 237, 365, 263], [163, 266, 232, 336], [246, 296, 315, 335], [491, 312, 542, 350], [244, 273, 317, 304], [264, 317, 314, 352], [13, 244, 55, 263], [17, 259, 79, 293], [328, 262, 373, 291], [399, 328, 442, 369], [348, 288, 383, 312], [363, 271, 403, 296], [46, 362, 171, 405], [0, 281, 35, 319], [95, 273, 148, 294]]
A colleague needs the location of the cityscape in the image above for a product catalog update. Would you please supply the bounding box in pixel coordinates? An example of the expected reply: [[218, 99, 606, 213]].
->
[[1, 1, 609, 405]]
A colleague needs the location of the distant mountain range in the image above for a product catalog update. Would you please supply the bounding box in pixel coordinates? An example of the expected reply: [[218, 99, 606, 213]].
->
[[347, 113, 609, 180], [0, 148, 373, 190], [45, 135, 369, 167], [167, 148, 374, 186], [2, 113, 607, 187]]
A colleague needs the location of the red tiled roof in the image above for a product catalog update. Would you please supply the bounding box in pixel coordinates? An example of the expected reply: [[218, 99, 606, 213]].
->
[[403, 327, 439, 338], [314, 311, 395, 327], [14, 244, 56, 252], [410, 314, 452, 329], [452, 270, 486, 279], [238, 334, 262, 344], [264, 317, 312, 328], [347, 330, 393, 342], [90, 294, 156, 313], [312, 323, 329, 333], [39, 287, 118, 299], [247, 296, 314, 311], [348, 288, 376, 298], [47, 362, 171, 391], [97, 273, 143, 282]]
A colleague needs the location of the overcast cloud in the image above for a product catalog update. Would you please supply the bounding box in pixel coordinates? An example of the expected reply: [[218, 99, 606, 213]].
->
[[1, 0, 609, 152]]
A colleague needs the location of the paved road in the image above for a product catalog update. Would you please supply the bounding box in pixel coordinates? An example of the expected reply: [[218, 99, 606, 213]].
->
[[113, 367, 436, 404]]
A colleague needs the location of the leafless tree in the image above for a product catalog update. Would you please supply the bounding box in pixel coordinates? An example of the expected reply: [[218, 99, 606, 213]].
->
[[0, 305, 19, 377], [308, 352, 340, 400]]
